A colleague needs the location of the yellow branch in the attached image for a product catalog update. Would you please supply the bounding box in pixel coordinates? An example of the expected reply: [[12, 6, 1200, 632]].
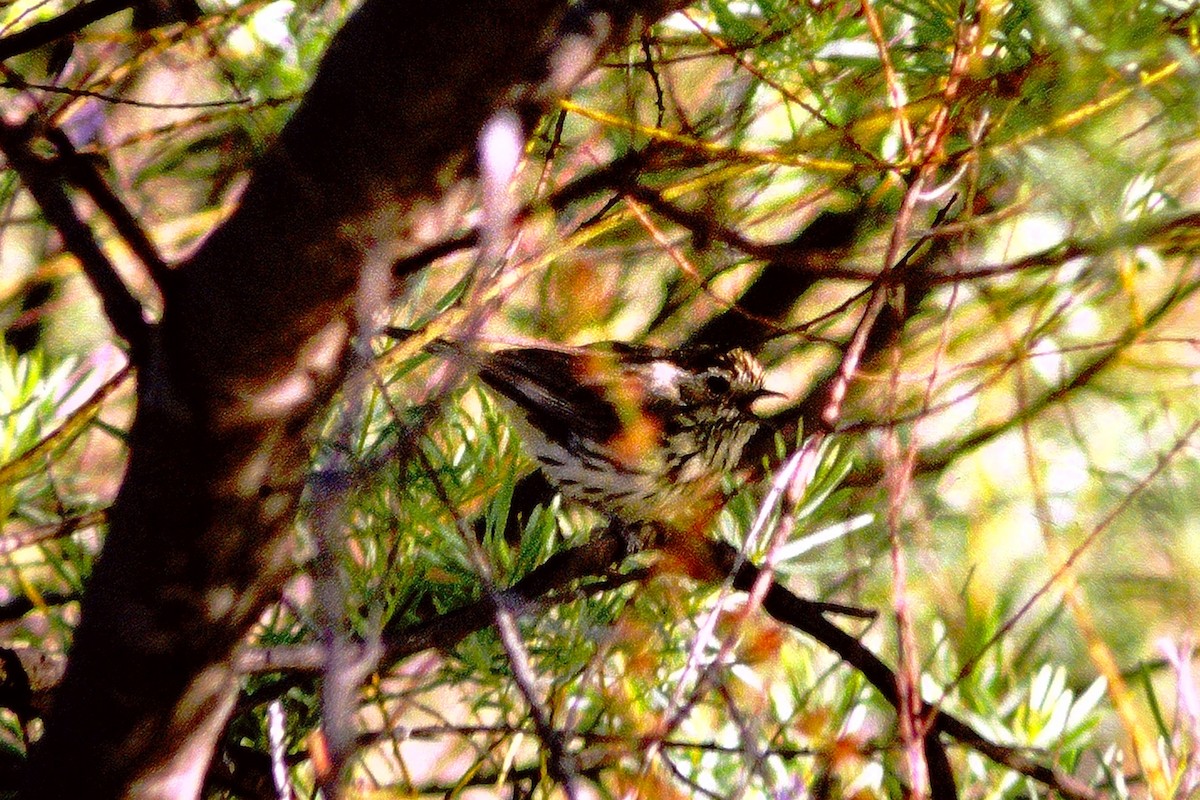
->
[[558, 99, 858, 174]]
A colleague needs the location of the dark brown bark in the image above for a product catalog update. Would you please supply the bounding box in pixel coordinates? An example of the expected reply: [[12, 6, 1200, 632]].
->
[[20, 2, 686, 797]]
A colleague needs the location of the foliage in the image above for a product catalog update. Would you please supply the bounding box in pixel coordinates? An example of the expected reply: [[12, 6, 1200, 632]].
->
[[3, 0, 1200, 797]]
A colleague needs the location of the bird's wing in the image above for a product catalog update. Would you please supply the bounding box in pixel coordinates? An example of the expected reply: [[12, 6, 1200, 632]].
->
[[478, 347, 674, 451]]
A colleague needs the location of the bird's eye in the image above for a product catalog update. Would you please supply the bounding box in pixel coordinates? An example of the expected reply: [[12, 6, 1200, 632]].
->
[[704, 373, 731, 394]]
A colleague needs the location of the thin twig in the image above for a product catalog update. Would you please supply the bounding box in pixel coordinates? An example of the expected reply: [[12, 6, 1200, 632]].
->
[[266, 700, 294, 800], [1, 76, 258, 110], [414, 444, 583, 798]]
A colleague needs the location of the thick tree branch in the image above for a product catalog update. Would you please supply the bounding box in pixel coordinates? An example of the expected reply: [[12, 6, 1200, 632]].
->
[[0, 0, 131, 62], [0, 119, 149, 356], [0, 0, 201, 62], [44, 127, 170, 288]]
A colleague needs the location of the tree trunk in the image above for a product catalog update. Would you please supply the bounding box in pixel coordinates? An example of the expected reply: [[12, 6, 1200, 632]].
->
[[21, 2, 684, 796]]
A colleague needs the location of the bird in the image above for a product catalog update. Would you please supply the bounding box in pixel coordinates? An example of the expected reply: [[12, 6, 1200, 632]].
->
[[458, 341, 777, 532]]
